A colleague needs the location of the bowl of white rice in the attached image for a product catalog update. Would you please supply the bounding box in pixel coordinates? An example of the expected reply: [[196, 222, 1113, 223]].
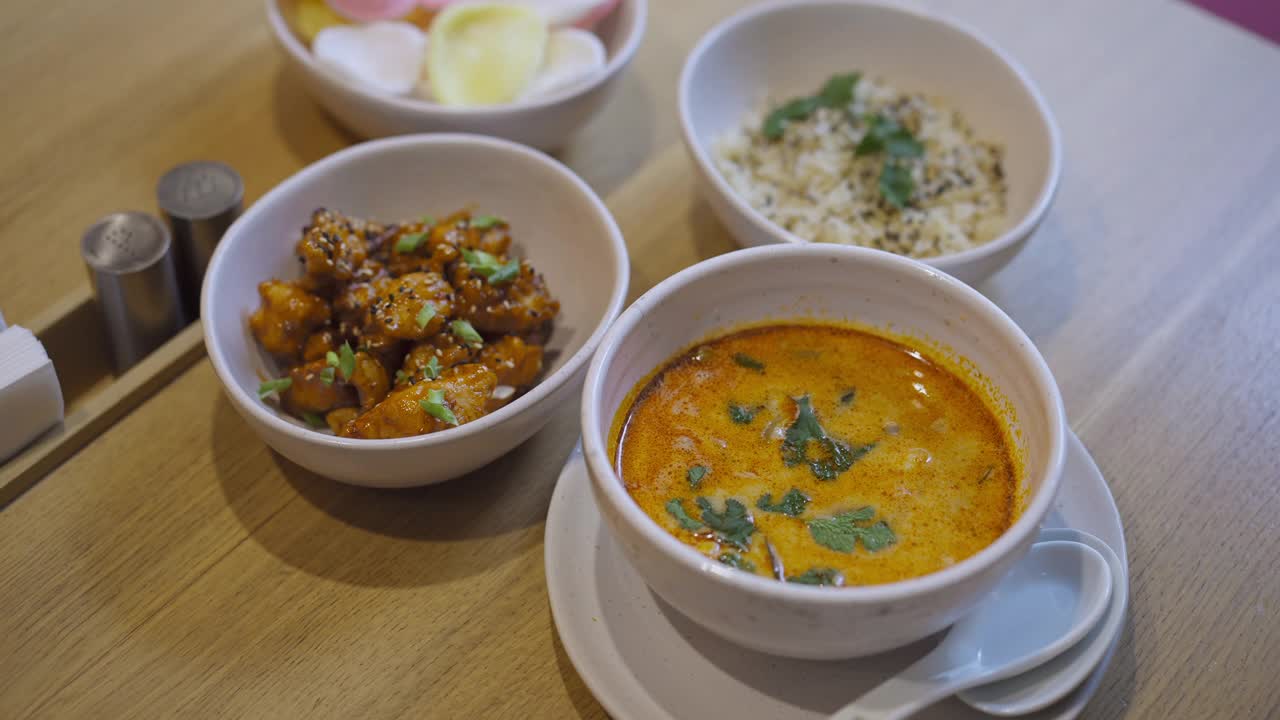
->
[[678, 0, 1061, 286]]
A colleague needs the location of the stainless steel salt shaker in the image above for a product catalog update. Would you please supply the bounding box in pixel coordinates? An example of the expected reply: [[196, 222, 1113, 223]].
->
[[81, 212, 187, 373], [156, 161, 243, 318]]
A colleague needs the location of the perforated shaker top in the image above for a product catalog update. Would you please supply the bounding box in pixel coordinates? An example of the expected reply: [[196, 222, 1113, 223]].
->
[[156, 161, 243, 220], [81, 212, 172, 274]]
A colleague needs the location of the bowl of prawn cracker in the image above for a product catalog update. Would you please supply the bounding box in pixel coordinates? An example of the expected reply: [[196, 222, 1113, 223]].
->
[[202, 133, 628, 486]]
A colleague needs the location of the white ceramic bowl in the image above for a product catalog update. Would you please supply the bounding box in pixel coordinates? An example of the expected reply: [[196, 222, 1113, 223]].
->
[[203, 134, 628, 487], [581, 244, 1066, 659], [266, 0, 647, 151], [678, 0, 1062, 286]]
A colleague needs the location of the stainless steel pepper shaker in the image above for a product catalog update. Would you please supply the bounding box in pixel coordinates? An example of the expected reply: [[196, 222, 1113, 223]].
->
[[156, 161, 243, 319], [81, 211, 188, 373]]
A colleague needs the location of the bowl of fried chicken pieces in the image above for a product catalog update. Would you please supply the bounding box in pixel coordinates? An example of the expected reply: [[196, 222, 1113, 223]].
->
[[202, 134, 629, 486]]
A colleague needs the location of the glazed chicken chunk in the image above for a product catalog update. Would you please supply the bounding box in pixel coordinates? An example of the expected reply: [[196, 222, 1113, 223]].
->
[[324, 407, 360, 434], [333, 279, 378, 329], [252, 207, 558, 439], [349, 350, 391, 411], [357, 332, 406, 375], [340, 363, 498, 439], [296, 208, 380, 286], [249, 280, 330, 360], [282, 348, 388, 416], [384, 217, 462, 276], [451, 258, 560, 335], [283, 359, 356, 415], [365, 272, 456, 341], [398, 332, 478, 387], [302, 328, 340, 362], [479, 335, 544, 389], [447, 212, 512, 257]]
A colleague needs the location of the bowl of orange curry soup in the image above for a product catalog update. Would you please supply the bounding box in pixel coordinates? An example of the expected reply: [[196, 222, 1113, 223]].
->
[[203, 134, 628, 487], [580, 244, 1065, 659]]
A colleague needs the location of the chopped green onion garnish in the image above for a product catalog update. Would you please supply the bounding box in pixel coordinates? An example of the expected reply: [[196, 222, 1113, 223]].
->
[[415, 303, 437, 330], [471, 214, 503, 229], [419, 388, 459, 426], [424, 355, 441, 380], [419, 214, 436, 225], [461, 247, 496, 269], [451, 319, 483, 347], [302, 412, 325, 428], [257, 377, 292, 400], [395, 231, 427, 254], [460, 248, 521, 285], [487, 258, 520, 285], [337, 342, 356, 381], [319, 366, 336, 385]]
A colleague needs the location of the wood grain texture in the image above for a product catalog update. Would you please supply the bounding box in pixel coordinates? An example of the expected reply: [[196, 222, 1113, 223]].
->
[[0, 320, 205, 508], [2, 0, 1279, 719]]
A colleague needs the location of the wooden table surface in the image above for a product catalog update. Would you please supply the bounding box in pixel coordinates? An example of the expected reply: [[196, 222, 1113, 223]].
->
[[2, 1, 1279, 718]]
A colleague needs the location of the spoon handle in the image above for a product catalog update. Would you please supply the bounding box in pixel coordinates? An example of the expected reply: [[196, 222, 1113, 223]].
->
[[830, 651, 979, 720]]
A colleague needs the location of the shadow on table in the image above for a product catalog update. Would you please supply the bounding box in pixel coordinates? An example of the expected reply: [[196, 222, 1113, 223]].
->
[[550, 608, 609, 720], [686, 195, 741, 262], [552, 68, 658, 198], [621, 196, 736, 303], [211, 390, 581, 587]]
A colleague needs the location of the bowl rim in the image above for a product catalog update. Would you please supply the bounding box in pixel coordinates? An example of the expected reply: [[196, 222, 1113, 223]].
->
[[264, 0, 649, 116], [580, 243, 1067, 605], [202, 132, 630, 451], [676, 0, 1063, 272]]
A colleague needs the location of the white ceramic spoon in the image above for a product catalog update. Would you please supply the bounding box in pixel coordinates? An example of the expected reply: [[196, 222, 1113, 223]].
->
[[959, 529, 1128, 716], [831, 540, 1113, 720]]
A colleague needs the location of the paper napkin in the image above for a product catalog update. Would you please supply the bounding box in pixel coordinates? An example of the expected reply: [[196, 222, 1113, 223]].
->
[[0, 324, 65, 463]]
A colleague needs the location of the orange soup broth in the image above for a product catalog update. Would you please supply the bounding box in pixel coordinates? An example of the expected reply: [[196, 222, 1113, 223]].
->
[[611, 323, 1021, 587]]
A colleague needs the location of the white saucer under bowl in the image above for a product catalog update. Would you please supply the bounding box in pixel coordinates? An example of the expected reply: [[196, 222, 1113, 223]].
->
[[545, 430, 1128, 719]]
